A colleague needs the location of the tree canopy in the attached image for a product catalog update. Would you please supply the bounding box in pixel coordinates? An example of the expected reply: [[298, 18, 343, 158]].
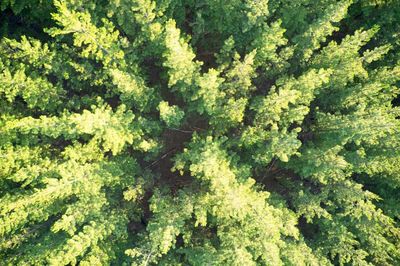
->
[[0, 0, 399, 265]]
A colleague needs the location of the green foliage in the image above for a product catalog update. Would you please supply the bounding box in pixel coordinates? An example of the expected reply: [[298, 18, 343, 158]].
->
[[0, 0, 399, 265], [158, 101, 184, 128], [292, 0, 353, 62]]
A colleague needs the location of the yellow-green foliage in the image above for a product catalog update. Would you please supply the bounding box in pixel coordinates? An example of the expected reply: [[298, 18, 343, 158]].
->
[[0, 0, 399, 265]]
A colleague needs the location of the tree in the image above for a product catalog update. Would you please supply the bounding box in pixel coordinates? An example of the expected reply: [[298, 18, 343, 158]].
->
[[0, 0, 399, 265]]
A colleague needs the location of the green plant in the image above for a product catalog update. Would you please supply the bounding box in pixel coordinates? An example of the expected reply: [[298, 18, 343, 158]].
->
[[0, 0, 399, 265]]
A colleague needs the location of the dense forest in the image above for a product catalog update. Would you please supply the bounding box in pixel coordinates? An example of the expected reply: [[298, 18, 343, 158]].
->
[[0, 0, 399, 265]]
